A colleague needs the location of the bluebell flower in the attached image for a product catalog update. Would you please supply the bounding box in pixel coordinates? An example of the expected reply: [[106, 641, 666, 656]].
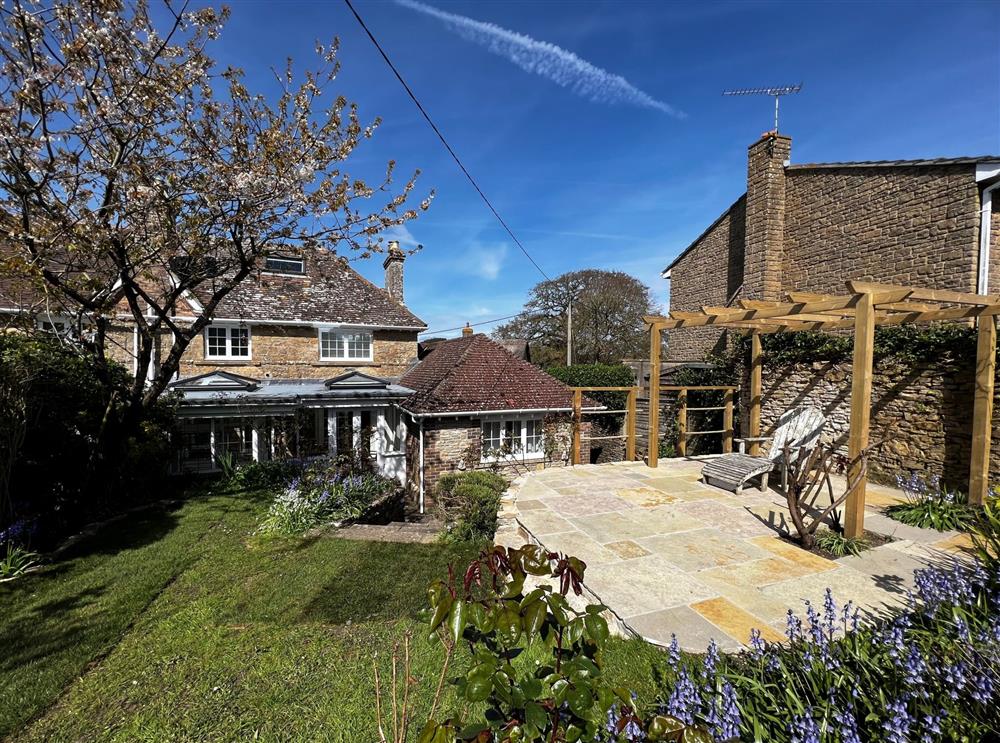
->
[[788, 708, 820, 743], [884, 698, 912, 743], [785, 609, 803, 643], [703, 638, 720, 678], [667, 633, 680, 669], [749, 628, 765, 659], [922, 711, 944, 737], [833, 703, 861, 743], [665, 668, 698, 725], [902, 643, 926, 689], [717, 680, 740, 741]]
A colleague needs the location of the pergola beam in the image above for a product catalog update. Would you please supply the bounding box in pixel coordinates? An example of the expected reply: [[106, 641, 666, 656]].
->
[[644, 291, 910, 330], [848, 280, 1000, 307]]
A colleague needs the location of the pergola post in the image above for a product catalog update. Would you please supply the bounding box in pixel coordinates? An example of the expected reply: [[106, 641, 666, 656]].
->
[[846, 291, 875, 539], [970, 315, 996, 506], [648, 323, 661, 468], [748, 331, 763, 455], [626, 387, 637, 461], [572, 388, 582, 466]]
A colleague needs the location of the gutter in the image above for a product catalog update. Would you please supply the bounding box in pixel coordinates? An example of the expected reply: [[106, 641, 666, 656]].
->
[[400, 405, 605, 419]]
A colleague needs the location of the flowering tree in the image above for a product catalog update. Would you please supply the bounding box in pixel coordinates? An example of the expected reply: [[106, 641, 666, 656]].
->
[[0, 0, 429, 422]]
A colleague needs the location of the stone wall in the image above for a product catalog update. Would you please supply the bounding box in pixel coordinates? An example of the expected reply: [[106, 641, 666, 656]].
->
[[755, 358, 1000, 488], [410, 415, 575, 509], [782, 163, 982, 294], [666, 196, 746, 361], [174, 326, 417, 380]]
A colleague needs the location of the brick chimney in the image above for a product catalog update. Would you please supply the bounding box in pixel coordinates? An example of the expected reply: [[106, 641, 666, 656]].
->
[[744, 131, 791, 300], [462, 323, 473, 337], [383, 241, 405, 303]]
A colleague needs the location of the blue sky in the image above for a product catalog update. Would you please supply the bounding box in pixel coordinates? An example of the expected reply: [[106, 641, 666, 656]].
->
[[205, 0, 999, 337]]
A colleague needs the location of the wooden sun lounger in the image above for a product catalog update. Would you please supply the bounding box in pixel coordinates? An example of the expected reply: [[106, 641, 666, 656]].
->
[[701, 406, 826, 495]]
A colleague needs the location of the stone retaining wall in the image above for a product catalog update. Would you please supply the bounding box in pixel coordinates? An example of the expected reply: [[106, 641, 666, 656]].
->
[[755, 358, 994, 488]]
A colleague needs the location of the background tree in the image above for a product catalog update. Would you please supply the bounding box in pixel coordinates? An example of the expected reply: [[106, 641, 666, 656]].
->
[[0, 0, 429, 425], [493, 269, 659, 366]]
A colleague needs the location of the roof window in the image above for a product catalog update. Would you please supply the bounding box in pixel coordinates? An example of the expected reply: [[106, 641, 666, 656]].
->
[[264, 255, 305, 274]]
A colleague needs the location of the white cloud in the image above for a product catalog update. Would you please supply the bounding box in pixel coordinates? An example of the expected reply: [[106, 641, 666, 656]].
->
[[395, 0, 685, 118], [458, 243, 507, 280]]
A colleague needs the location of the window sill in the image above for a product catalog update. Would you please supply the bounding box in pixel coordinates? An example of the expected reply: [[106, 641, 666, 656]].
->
[[196, 359, 256, 366], [481, 454, 545, 465], [313, 360, 375, 366]]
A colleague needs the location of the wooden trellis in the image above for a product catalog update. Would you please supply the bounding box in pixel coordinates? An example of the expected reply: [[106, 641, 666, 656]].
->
[[645, 280, 1000, 538], [571, 386, 639, 465]]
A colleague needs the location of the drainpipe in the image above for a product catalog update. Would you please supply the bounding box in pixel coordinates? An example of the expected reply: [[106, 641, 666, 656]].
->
[[418, 417, 425, 515], [978, 179, 1000, 295]]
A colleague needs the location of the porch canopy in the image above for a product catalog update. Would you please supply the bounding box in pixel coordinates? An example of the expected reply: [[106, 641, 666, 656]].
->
[[645, 280, 1000, 538]]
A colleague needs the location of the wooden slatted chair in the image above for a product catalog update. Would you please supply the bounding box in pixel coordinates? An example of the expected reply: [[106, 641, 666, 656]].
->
[[701, 406, 826, 495]]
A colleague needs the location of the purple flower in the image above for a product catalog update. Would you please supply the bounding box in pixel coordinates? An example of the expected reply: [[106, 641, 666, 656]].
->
[[665, 668, 698, 725], [785, 610, 803, 643], [749, 628, 766, 659], [788, 708, 820, 743], [833, 703, 861, 743], [716, 680, 740, 741], [667, 633, 680, 669], [903, 644, 926, 688], [703, 638, 720, 678], [922, 711, 944, 736], [884, 698, 912, 743]]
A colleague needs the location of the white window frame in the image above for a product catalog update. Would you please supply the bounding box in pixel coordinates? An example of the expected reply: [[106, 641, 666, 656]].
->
[[481, 416, 545, 463], [204, 323, 252, 360], [317, 327, 374, 362]]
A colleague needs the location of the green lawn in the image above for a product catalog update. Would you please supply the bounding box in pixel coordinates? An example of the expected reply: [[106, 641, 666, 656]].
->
[[1, 489, 670, 742]]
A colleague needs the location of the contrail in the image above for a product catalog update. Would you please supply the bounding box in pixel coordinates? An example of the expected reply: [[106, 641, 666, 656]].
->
[[394, 0, 685, 118]]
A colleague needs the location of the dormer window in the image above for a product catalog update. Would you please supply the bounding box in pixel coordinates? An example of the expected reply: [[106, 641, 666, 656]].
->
[[205, 323, 251, 360], [264, 254, 304, 274]]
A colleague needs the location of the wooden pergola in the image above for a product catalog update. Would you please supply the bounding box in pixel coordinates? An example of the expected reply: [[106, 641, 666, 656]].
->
[[645, 280, 1000, 538]]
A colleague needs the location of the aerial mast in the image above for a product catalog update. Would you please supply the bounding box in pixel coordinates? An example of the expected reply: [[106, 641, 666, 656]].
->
[[722, 83, 803, 132]]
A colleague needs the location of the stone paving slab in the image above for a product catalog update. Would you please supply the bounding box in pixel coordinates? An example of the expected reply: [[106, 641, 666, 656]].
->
[[502, 459, 965, 652]]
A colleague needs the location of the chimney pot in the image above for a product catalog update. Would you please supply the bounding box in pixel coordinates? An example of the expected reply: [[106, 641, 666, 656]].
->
[[383, 241, 406, 303], [462, 323, 473, 337]]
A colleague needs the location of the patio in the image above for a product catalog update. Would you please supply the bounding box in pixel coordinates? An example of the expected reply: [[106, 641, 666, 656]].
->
[[499, 458, 974, 651]]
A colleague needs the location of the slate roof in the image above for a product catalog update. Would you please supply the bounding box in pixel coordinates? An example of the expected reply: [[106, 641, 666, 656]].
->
[[787, 156, 998, 170], [399, 334, 599, 415], [189, 248, 425, 329]]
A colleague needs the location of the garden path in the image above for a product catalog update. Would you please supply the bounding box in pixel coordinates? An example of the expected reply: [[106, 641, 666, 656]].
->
[[497, 459, 974, 652]]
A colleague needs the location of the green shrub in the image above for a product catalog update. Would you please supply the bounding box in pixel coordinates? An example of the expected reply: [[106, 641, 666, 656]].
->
[[419, 544, 708, 742], [447, 483, 501, 542], [545, 363, 634, 410], [436, 470, 508, 542], [226, 459, 299, 491], [0, 332, 175, 547]]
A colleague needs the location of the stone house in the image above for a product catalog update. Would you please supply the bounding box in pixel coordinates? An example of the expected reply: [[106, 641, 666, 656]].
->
[[664, 131, 1000, 361], [2, 239, 594, 511], [398, 330, 601, 510], [659, 132, 1000, 485]]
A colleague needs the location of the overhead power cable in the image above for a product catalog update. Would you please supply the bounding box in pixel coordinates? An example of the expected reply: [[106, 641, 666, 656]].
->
[[422, 312, 530, 337], [343, 0, 551, 282]]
